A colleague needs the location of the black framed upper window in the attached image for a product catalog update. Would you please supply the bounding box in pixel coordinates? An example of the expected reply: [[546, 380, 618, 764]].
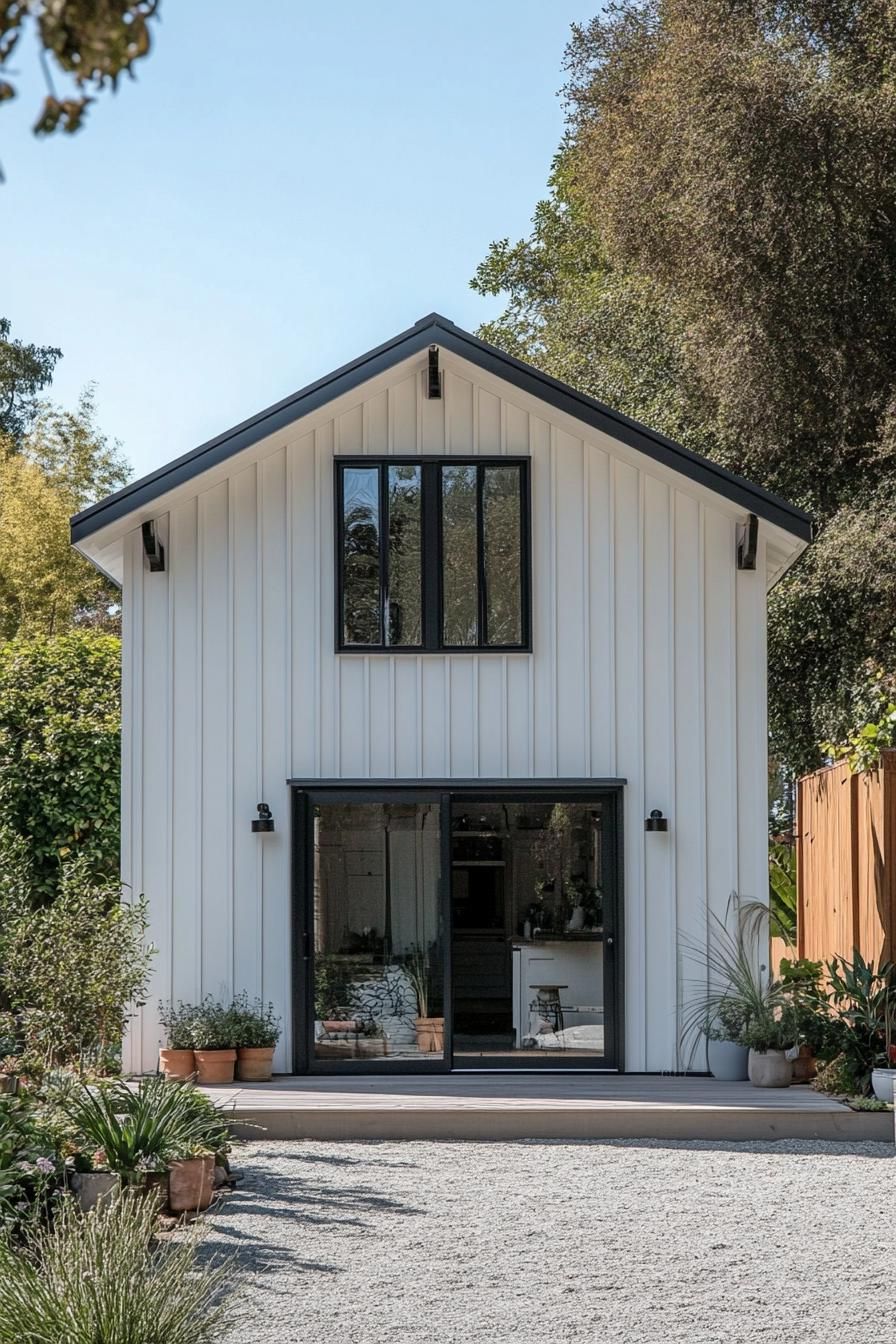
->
[[336, 458, 531, 653]]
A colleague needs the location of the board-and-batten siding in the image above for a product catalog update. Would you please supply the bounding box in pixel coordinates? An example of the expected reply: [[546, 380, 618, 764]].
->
[[120, 361, 767, 1074]]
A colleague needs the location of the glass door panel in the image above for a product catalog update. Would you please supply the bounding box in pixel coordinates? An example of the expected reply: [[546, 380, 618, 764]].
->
[[450, 800, 609, 1065], [311, 801, 445, 1064]]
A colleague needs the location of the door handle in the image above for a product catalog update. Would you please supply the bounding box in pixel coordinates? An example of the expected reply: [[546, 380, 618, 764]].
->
[[605, 935, 615, 948]]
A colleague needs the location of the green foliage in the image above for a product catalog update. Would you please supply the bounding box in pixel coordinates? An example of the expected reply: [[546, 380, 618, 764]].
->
[[62, 1076, 230, 1179], [821, 667, 896, 771], [475, 1, 896, 779], [0, 1095, 61, 1237], [0, 318, 60, 445], [813, 1052, 862, 1098], [821, 950, 895, 1092], [0, 632, 121, 895], [0, 388, 129, 638], [158, 997, 239, 1052], [768, 843, 797, 942], [740, 1010, 796, 1054], [847, 1095, 891, 1112], [0, 852, 153, 1074], [0, 3, 161, 139], [0, 1189, 233, 1344], [229, 994, 280, 1049]]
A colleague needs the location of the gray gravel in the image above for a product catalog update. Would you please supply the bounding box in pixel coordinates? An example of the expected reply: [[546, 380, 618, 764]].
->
[[205, 1138, 894, 1344]]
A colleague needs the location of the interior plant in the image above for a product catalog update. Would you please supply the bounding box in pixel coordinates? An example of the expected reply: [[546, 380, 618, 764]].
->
[[0, 1189, 234, 1344], [157, 1001, 197, 1080], [404, 945, 443, 1053], [230, 993, 280, 1082]]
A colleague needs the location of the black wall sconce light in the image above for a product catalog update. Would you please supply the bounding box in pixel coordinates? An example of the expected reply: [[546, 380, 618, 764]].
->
[[645, 809, 669, 832], [252, 803, 274, 833]]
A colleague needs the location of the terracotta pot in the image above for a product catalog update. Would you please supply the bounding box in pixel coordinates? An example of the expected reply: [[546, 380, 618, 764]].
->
[[73, 1171, 118, 1212], [193, 1049, 236, 1085], [236, 1046, 275, 1082], [791, 1044, 817, 1083], [168, 1155, 215, 1213], [132, 1170, 168, 1208], [415, 1016, 444, 1053], [748, 1048, 792, 1088], [322, 1020, 359, 1034], [159, 1047, 196, 1081]]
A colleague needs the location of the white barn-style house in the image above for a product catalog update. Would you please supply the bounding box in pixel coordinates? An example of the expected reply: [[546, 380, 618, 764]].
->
[[72, 314, 811, 1076]]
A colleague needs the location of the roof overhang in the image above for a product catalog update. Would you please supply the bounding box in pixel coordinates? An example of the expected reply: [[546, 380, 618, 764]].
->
[[72, 313, 813, 586]]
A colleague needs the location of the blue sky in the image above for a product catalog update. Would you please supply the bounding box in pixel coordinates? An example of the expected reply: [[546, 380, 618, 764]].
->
[[0, 2, 594, 480]]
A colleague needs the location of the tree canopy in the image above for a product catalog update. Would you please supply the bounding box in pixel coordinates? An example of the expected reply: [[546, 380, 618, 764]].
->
[[473, 0, 896, 777], [0, 0, 160, 138], [0, 317, 61, 444]]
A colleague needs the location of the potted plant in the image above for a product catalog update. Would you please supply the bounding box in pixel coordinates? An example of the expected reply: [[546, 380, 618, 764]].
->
[[68, 1146, 120, 1212], [705, 999, 749, 1081], [167, 1147, 216, 1213], [742, 1009, 796, 1087], [189, 998, 237, 1085], [405, 946, 443, 1053], [231, 993, 281, 1081], [778, 957, 827, 1081], [158, 1001, 197, 1080]]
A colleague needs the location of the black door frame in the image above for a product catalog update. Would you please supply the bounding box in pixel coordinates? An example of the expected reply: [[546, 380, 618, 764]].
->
[[289, 779, 625, 1075]]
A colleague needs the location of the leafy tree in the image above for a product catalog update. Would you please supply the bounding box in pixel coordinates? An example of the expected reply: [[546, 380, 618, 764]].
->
[[0, 631, 121, 898], [0, 317, 60, 444], [474, 0, 896, 777], [0, 1, 160, 138], [0, 386, 129, 636]]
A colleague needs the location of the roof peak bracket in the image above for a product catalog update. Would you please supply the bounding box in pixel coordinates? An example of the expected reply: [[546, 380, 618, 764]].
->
[[737, 513, 758, 570], [141, 519, 165, 572], [425, 344, 442, 399]]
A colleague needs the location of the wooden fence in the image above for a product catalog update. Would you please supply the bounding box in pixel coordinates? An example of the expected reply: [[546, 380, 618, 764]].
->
[[796, 749, 896, 966]]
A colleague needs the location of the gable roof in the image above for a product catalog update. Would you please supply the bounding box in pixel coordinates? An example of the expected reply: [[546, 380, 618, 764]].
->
[[71, 312, 813, 545]]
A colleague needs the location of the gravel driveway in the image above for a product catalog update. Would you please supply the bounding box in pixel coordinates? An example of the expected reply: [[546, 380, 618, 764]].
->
[[205, 1138, 893, 1344]]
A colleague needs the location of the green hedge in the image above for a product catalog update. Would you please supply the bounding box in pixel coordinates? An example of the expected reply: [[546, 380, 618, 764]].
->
[[0, 632, 120, 898]]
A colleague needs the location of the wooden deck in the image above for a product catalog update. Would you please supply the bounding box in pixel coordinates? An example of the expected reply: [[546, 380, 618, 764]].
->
[[203, 1074, 893, 1143]]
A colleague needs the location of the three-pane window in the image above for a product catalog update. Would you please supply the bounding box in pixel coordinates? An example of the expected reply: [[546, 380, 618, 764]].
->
[[336, 458, 531, 652]]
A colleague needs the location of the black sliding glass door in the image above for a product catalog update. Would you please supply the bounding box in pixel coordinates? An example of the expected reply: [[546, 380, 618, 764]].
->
[[292, 785, 621, 1074]]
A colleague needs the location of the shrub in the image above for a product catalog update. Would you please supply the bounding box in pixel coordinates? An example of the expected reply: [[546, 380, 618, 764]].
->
[[0, 1095, 61, 1238], [813, 1052, 862, 1097], [0, 632, 121, 899], [0, 1190, 233, 1344], [1, 857, 153, 1076], [229, 994, 280, 1049], [62, 1076, 231, 1181]]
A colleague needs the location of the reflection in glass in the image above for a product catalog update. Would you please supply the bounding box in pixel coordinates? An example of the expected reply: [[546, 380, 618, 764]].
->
[[483, 466, 522, 645], [386, 465, 422, 646], [441, 464, 478, 645], [342, 467, 380, 645], [313, 803, 444, 1062]]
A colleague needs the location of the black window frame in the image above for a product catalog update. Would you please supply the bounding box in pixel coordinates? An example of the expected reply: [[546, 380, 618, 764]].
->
[[335, 456, 532, 654]]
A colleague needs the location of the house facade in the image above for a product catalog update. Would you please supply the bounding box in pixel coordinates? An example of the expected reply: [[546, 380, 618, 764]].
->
[[72, 314, 811, 1076]]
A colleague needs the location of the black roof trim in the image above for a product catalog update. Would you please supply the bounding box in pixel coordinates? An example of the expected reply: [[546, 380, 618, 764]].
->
[[71, 313, 813, 544]]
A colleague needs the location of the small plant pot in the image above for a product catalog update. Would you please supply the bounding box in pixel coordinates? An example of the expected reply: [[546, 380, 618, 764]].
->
[[415, 1016, 444, 1053], [131, 1170, 169, 1208], [72, 1171, 118, 1213], [168, 1155, 215, 1213], [193, 1049, 236, 1085], [236, 1047, 275, 1082], [871, 1068, 896, 1103], [322, 1020, 359, 1034], [159, 1047, 196, 1081], [0, 1073, 18, 1096], [748, 1048, 792, 1088], [706, 1038, 749, 1082], [791, 1045, 817, 1083]]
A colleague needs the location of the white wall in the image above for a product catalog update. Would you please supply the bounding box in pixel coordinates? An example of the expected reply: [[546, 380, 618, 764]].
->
[[120, 350, 769, 1074]]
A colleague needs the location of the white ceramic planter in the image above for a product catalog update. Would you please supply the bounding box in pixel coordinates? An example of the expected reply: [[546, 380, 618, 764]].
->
[[871, 1068, 896, 1103], [748, 1049, 792, 1088], [707, 1038, 749, 1082]]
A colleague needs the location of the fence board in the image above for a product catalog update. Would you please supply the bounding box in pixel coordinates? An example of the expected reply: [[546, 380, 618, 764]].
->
[[797, 750, 896, 967]]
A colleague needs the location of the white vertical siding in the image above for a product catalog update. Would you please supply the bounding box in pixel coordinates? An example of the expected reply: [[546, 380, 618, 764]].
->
[[123, 354, 765, 1072]]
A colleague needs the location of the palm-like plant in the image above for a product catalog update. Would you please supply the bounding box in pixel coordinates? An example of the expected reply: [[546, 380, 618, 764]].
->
[[679, 897, 793, 1068], [63, 1076, 229, 1180]]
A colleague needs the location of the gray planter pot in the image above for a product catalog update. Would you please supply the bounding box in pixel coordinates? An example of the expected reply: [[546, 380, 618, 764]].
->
[[72, 1171, 118, 1212], [871, 1068, 896, 1103], [706, 1038, 749, 1082], [748, 1049, 792, 1088]]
